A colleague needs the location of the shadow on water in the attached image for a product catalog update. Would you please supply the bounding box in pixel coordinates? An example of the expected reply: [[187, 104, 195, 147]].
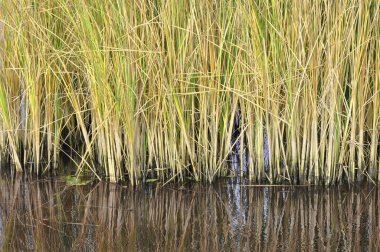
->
[[0, 174, 379, 251]]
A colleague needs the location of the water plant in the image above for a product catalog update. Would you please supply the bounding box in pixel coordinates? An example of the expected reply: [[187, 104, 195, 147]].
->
[[0, 0, 379, 184]]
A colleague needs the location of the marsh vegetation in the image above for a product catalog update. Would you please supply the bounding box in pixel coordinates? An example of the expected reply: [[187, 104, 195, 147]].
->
[[0, 0, 379, 184]]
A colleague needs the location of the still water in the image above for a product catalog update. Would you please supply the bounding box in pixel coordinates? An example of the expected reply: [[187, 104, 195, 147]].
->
[[0, 174, 379, 251]]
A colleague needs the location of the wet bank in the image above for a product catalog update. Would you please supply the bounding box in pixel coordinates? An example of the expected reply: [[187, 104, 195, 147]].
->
[[0, 174, 379, 251]]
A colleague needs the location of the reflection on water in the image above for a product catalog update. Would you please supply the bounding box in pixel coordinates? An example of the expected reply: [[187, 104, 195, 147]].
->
[[0, 174, 379, 251]]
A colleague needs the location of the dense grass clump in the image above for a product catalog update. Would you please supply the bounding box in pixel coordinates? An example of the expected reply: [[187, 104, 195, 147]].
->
[[0, 0, 379, 184]]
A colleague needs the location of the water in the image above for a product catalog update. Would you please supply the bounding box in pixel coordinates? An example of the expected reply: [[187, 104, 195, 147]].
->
[[0, 174, 379, 251]]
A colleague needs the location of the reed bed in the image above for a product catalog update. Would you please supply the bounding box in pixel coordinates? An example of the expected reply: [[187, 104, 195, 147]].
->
[[0, 0, 379, 184]]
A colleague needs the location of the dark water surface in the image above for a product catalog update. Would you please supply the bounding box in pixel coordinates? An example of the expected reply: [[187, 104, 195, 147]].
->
[[0, 175, 379, 251]]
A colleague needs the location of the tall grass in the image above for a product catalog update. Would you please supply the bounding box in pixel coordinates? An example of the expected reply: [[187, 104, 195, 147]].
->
[[0, 0, 379, 184]]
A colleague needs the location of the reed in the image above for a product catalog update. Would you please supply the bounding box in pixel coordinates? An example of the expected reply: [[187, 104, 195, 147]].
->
[[0, 0, 379, 184]]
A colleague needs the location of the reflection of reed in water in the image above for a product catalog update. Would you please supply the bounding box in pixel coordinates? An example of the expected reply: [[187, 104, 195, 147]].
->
[[0, 176, 379, 251]]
